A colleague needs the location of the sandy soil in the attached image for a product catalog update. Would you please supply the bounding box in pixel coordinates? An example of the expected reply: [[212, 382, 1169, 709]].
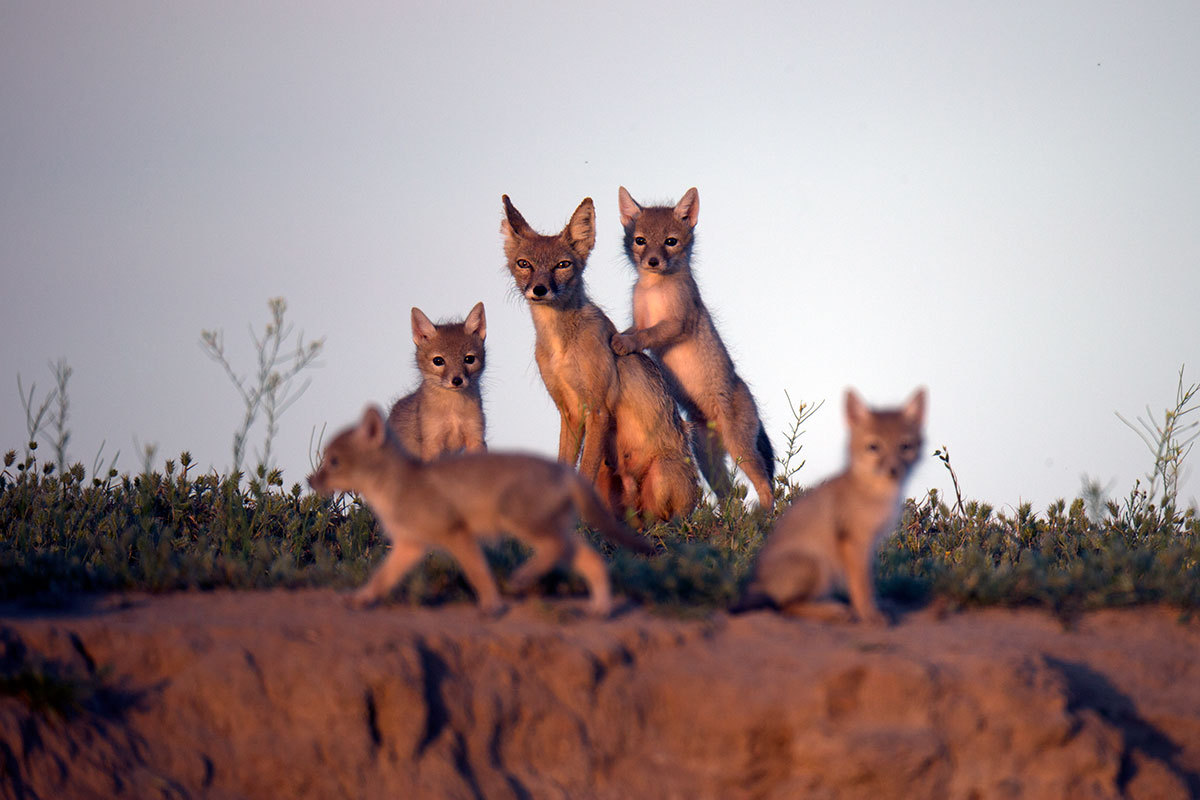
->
[[2, 589, 1198, 799]]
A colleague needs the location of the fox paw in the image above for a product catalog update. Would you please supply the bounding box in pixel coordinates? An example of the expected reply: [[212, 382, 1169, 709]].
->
[[611, 333, 636, 356], [346, 588, 381, 610]]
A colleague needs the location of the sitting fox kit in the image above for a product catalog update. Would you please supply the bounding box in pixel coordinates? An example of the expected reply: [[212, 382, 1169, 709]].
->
[[611, 186, 775, 508], [308, 406, 653, 617], [739, 389, 926, 624], [387, 302, 486, 460], [501, 194, 697, 523]]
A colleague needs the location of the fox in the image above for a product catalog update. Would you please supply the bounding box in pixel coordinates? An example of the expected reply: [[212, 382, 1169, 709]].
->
[[734, 388, 926, 624], [611, 186, 776, 508], [307, 405, 655, 617], [501, 194, 697, 523], [387, 302, 487, 461]]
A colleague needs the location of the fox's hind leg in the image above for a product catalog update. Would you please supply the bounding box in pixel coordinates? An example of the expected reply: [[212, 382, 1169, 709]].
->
[[690, 417, 734, 498], [568, 535, 613, 617], [443, 531, 505, 616], [717, 382, 775, 508], [506, 537, 570, 596]]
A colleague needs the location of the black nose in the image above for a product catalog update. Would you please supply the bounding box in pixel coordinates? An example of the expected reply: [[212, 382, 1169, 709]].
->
[[888, 465, 901, 480], [648, 257, 659, 267], [452, 376, 463, 386], [532, 284, 548, 297]]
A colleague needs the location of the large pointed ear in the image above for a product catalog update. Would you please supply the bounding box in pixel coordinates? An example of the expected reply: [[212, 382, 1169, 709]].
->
[[845, 389, 869, 427], [501, 194, 535, 241], [562, 197, 596, 258], [411, 307, 436, 345], [360, 405, 387, 447], [673, 187, 699, 227], [902, 388, 926, 426], [464, 301, 486, 339], [618, 186, 643, 227]]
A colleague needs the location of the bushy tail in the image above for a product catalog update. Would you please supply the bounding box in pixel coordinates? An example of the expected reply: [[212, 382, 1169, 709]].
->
[[756, 421, 775, 482], [569, 476, 655, 555]]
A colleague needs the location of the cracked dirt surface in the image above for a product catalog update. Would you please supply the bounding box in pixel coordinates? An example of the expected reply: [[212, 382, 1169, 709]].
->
[[2, 589, 1198, 799]]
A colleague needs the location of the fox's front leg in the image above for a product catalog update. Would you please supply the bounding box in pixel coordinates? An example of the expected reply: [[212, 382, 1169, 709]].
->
[[611, 319, 685, 356], [349, 539, 426, 609], [557, 411, 583, 466], [577, 406, 611, 483], [840, 538, 887, 625]]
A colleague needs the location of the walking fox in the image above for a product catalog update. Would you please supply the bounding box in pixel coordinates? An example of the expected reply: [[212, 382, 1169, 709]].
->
[[387, 302, 486, 460], [736, 388, 926, 624], [611, 186, 775, 507], [308, 406, 654, 617], [501, 194, 697, 523]]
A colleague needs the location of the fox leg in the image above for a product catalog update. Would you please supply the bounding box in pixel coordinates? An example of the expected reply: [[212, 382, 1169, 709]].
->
[[716, 384, 775, 508], [444, 533, 505, 616], [569, 536, 613, 617], [839, 538, 886, 625], [507, 537, 569, 595], [690, 417, 734, 498], [350, 539, 426, 608]]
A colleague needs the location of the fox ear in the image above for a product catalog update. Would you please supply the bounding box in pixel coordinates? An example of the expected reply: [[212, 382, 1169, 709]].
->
[[845, 389, 869, 427], [673, 187, 699, 227], [464, 301, 486, 340], [361, 405, 387, 447], [563, 197, 596, 259], [618, 186, 643, 227], [501, 195, 534, 240], [902, 388, 926, 426], [411, 307, 437, 345]]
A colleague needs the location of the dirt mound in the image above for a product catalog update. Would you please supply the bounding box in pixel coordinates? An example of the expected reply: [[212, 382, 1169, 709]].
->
[[2, 590, 1198, 799]]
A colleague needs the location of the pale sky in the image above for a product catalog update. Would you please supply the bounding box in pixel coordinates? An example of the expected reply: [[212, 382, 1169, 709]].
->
[[3, 2, 1198, 509]]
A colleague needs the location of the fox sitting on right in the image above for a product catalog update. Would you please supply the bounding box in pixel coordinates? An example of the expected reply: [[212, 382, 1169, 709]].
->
[[736, 388, 926, 624]]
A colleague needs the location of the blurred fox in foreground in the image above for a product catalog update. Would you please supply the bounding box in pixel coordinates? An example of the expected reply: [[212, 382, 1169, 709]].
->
[[735, 389, 926, 624], [387, 302, 487, 460], [308, 406, 654, 617]]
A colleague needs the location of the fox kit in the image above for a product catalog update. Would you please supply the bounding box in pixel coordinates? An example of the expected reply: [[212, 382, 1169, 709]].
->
[[308, 406, 654, 617], [387, 302, 487, 460], [611, 186, 775, 508], [737, 389, 926, 624], [501, 194, 697, 523]]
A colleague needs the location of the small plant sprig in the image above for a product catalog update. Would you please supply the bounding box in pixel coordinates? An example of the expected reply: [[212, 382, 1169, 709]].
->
[[1117, 364, 1199, 511], [932, 445, 966, 515], [774, 392, 823, 502], [201, 297, 325, 474]]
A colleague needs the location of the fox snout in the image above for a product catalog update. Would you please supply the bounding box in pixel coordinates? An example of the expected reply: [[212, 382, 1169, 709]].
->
[[307, 470, 328, 495], [527, 282, 555, 301], [444, 373, 470, 389]]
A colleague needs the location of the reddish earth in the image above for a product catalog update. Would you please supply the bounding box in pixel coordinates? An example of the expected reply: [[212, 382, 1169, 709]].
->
[[2, 589, 1198, 799]]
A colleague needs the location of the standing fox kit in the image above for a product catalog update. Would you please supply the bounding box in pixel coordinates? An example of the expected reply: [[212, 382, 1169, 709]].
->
[[387, 302, 486, 460], [501, 194, 697, 523], [612, 186, 775, 508], [308, 406, 653, 617], [738, 389, 926, 624]]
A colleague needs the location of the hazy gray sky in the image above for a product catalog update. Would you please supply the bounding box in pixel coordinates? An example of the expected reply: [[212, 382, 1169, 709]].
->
[[3, 2, 1198, 508]]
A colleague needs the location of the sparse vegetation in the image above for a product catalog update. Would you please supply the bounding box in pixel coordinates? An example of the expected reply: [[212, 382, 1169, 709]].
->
[[3, 352, 1197, 615]]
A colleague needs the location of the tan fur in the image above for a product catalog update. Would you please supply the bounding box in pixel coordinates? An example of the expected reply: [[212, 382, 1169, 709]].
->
[[308, 406, 653, 617], [612, 186, 776, 507], [387, 302, 487, 461], [738, 389, 927, 624], [501, 194, 697, 523]]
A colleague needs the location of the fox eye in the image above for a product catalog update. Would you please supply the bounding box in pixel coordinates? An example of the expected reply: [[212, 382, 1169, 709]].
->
[[327, 456, 339, 469], [866, 441, 881, 453], [634, 236, 646, 246], [555, 260, 572, 270], [664, 237, 678, 247], [464, 354, 476, 365], [900, 441, 915, 454], [432, 356, 445, 366], [516, 259, 532, 270]]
